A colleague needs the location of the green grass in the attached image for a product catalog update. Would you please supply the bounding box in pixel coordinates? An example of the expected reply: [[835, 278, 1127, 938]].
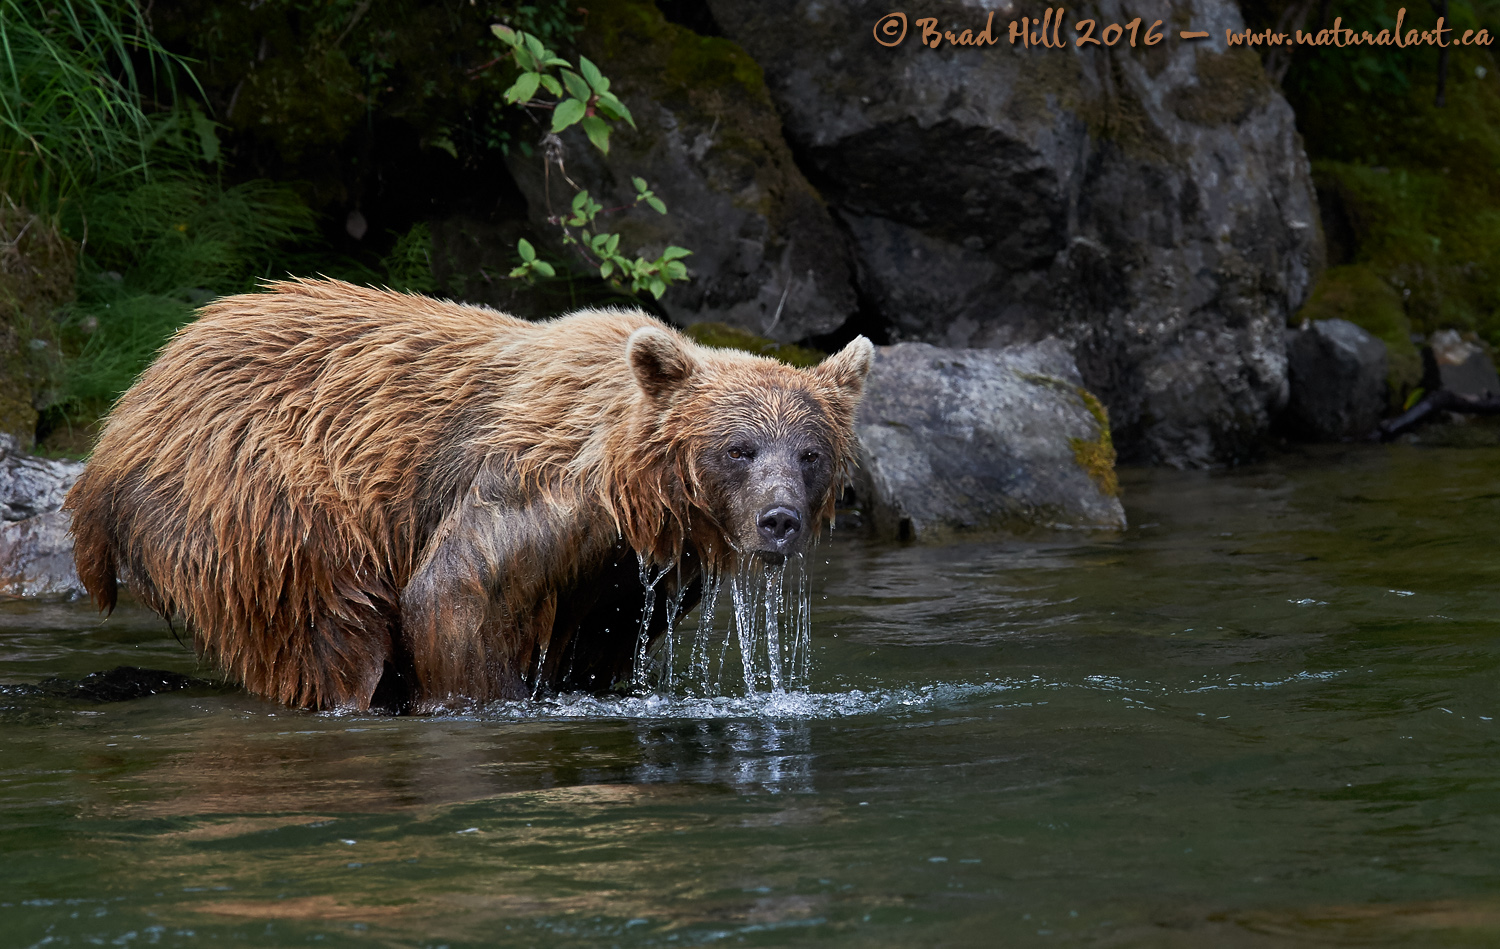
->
[[53, 175, 316, 418], [0, 0, 190, 214]]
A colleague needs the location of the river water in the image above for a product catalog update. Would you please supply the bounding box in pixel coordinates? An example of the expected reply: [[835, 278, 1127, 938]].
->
[[3, 444, 1499, 947]]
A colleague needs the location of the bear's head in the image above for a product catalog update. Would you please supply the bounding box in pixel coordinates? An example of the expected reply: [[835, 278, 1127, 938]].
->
[[622, 327, 875, 568]]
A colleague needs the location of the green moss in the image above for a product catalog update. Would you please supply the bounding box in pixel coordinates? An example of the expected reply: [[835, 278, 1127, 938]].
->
[[1282, 0, 1500, 353], [1020, 372, 1120, 497], [682, 322, 825, 368], [584, 0, 770, 107], [1069, 387, 1120, 499], [1295, 263, 1423, 403]]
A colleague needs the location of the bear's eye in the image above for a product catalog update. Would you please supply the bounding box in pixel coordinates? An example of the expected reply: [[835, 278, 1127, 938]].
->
[[727, 445, 756, 461], [800, 450, 821, 465]]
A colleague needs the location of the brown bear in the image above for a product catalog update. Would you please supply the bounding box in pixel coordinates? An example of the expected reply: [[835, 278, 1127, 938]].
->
[[64, 278, 873, 713]]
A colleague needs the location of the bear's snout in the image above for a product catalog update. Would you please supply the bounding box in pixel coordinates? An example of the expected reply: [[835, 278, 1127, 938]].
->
[[757, 506, 803, 550]]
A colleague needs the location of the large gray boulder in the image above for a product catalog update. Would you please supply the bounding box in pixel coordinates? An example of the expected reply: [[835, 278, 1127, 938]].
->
[[855, 339, 1126, 541], [1283, 319, 1387, 441], [707, 0, 1323, 467], [505, 1, 857, 343]]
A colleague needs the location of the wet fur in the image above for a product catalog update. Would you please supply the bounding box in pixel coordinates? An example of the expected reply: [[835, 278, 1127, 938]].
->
[[65, 278, 871, 712]]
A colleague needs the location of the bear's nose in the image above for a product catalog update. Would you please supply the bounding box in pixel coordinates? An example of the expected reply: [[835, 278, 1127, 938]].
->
[[757, 506, 802, 547]]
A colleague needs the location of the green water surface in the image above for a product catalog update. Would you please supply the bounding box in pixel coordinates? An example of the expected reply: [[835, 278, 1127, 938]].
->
[[2, 444, 1499, 947]]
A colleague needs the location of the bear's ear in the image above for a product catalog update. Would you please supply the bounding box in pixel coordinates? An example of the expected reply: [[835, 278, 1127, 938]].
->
[[811, 335, 875, 397], [627, 326, 698, 401]]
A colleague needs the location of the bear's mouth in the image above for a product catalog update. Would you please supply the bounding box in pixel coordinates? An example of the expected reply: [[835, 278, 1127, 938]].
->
[[756, 550, 788, 567]]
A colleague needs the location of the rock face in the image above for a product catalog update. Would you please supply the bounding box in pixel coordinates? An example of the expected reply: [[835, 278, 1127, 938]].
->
[[854, 340, 1126, 541], [505, 0, 857, 343], [0, 435, 85, 598], [707, 0, 1323, 467], [1283, 319, 1388, 441]]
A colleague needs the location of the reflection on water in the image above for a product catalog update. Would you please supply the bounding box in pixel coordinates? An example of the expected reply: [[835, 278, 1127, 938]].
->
[[4, 444, 1500, 946]]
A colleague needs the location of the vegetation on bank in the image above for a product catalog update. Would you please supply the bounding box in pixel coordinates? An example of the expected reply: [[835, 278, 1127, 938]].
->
[[0, 0, 698, 454], [1254, 0, 1500, 399]]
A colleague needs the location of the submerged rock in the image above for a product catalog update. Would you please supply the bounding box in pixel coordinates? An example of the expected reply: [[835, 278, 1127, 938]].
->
[[854, 340, 1126, 541], [506, 0, 857, 343], [1283, 319, 1388, 441], [708, 0, 1322, 467]]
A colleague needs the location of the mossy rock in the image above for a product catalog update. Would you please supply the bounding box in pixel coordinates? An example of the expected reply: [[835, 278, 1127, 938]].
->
[[681, 322, 824, 368], [501, 0, 857, 341], [1070, 387, 1119, 498], [1295, 264, 1421, 407]]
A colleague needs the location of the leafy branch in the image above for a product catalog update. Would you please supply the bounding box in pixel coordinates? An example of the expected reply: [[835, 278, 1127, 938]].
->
[[491, 24, 691, 300]]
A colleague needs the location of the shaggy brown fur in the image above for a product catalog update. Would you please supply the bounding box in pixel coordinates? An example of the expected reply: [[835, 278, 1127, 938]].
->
[[65, 278, 872, 712]]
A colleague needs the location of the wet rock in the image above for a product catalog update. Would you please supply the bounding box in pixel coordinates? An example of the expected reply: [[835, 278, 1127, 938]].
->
[[708, 0, 1323, 467], [0, 434, 84, 522], [1283, 319, 1388, 441], [505, 0, 857, 343], [0, 435, 85, 597], [0, 510, 82, 598], [1424, 329, 1500, 398], [854, 340, 1126, 541]]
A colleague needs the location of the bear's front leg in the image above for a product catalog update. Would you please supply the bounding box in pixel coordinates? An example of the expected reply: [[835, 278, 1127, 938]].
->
[[399, 479, 611, 711]]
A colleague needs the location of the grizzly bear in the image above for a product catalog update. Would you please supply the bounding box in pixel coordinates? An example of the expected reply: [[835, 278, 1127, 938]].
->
[[64, 278, 873, 713]]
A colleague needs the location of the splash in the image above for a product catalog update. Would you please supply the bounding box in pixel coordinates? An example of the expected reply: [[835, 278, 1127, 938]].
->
[[633, 553, 815, 697]]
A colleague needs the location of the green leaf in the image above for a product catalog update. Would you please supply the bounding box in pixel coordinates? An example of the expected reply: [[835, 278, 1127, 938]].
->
[[531, 260, 556, 278], [551, 98, 587, 132], [491, 24, 519, 46], [560, 69, 592, 103], [539, 74, 563, 97], [572, 190, 590, 212], [650, 277, 666, 299], [524, 33, 547, 63], [605, 233, 620, 255], [595, 92, 634, 128], [503, 71, 540, 105], [513, 45, 537, 72], [632, 177, 648, 193], [517, 238, 536, 261], [509, 264, 530, 279], [665, 260, 687, 280], [581, 115, 610, 154], [578, 56, 609, 94], [599, 260, 614, 279], [545, 56, 571, 67], [647, 196, 667, 215], [660, 245, 692, 260]]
